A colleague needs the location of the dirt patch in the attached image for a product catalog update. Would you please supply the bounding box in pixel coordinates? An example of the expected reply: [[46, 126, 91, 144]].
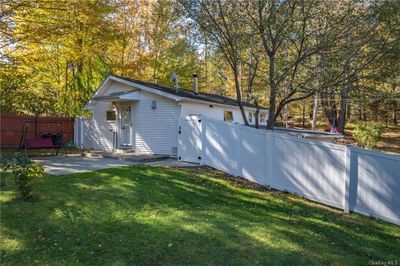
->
[[174, 165, 274, 192]]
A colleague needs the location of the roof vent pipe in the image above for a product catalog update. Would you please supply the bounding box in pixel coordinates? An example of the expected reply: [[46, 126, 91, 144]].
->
[[171, 73, 179, 93], [193, 74, 198, 94]]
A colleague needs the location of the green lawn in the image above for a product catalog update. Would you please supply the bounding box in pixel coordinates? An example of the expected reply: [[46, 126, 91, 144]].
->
[[1, 166, 399, 265], [1, 148, 83, 157]]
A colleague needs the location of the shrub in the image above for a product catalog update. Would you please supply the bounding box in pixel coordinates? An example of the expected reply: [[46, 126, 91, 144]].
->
[[0, 151, 16, 187], [353, 122, 383, 149], [1, 153, 45, 200], [65, 141, 76, 149]]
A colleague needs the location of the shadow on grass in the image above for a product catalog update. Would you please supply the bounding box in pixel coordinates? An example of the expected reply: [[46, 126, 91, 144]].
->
[[1, 165, 399, 265]]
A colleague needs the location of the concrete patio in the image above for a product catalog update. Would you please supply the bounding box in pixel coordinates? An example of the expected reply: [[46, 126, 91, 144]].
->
[[33, 155, 198, 175]]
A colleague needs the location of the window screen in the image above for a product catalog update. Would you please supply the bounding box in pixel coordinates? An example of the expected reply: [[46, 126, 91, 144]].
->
[[106, 110, 116, 121], [224, 111, 233, 122], [248, 112, 253, 123]]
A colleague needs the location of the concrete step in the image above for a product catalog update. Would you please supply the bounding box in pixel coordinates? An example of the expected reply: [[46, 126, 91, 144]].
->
[[103, 154, 169, 163], [81, 151, 103, 158], [82, 151, 169, 163]]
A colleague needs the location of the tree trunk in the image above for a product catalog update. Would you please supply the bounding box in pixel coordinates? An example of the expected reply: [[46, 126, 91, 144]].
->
[[205, 37, 208, 88], [338, 83, 350, 134], [238, 59, 243, 101], [233, 67, 249, 125], [284, 85, 289, 128], [321, 93, 337, 126], [302, 101, 306, 127], [152, 50, 159, 82], [392, 83, 398, 125], [246, 52, 253, 103], [312, 93, 318, 130], [266, 54, 277, 130], [346, 100, 351, 121], [254, 100, 260, 129], [338, 97, 347, 134]]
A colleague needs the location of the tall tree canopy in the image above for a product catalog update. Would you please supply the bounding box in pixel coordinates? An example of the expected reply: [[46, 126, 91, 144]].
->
[[1, 0, 198, 116], [179, 0, 400, 130], [1, 0, 399, 131]]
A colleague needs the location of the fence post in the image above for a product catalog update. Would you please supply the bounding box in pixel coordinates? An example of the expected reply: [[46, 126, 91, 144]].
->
[[200, 116, 206, 166], [234, 123, 242, 177], [265, 132, 272, 186], [79, 117, 82, 148], [344, 145, 353, 213], [74, 117, 78, 147], [35, 114, 39, 138]]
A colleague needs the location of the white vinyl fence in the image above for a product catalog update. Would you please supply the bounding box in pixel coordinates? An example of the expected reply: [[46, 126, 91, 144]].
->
[[178, 115, 400, 225], [74, 117, 95, 150]]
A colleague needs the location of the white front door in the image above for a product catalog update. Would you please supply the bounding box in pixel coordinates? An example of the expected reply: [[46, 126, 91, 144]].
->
[[119, 105, 132, 146]]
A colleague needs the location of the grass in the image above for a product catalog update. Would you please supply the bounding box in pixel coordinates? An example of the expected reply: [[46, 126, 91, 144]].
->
[[1, 148, 83, 157], [1, 166, 399, 265]]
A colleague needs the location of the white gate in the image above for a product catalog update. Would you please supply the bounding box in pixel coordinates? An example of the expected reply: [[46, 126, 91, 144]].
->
[[178, 116, 202, 163]]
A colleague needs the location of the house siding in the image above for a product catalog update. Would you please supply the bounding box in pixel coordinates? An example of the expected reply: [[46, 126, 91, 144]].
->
[[180, 101, 268, 126], [90, 81, 132, 151], [132, 91, 180, 156], [91, 101, 117, 151], [107, 81, 134, 94]]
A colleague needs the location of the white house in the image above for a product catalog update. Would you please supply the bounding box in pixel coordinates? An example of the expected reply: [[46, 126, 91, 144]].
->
[[81, 74, 268, 156]]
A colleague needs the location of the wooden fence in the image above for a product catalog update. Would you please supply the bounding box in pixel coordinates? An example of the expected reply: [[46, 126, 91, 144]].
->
[[0, 112, 74, 148]]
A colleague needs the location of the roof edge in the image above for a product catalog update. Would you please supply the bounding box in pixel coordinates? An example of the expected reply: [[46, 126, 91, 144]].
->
[[109, 74, 268, 111]]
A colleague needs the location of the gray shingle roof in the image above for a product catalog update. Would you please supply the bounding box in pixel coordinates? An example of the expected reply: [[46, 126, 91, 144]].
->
[[111, 75, 268, 110]]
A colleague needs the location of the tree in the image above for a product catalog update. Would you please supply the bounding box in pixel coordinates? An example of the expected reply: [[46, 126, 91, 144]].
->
[[1, 0, 118, 116], [179, 0, 251, 125], [319, 0, 400, 133], [1, 0, 199, 117]]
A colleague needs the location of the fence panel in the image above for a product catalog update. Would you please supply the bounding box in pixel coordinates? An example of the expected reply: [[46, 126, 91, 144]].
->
[[202, 119, 237, 175], [349, 149, 400, 225], [82, 118, 94, 149], [269, 135, 346, 209], [239, 126, 268, 185], [1, 112, 74, 148]]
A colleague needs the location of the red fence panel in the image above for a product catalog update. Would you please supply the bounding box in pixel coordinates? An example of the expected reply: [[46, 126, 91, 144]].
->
[[0, 113, 74, 148]]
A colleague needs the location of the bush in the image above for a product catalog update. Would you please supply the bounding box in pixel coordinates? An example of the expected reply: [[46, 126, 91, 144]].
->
[[0, 151, 16, 187], [353, 122, 383, 149], [1, 153, 45, 200], [65, 140, 76, 149]]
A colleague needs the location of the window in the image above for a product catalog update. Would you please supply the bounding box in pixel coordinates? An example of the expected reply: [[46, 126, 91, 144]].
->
[[224, 111, 233, 122], [106, 110, 116, 121], [248, 112, 253, 123], [260, 114, 266, 122]]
